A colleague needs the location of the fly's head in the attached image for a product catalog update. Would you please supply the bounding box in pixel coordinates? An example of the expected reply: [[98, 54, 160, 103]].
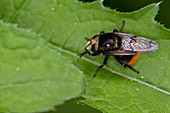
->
[[85, 35, 100, 53]]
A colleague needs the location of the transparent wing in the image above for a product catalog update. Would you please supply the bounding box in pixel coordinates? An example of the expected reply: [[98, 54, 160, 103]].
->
[[112, 32, 159, 55]]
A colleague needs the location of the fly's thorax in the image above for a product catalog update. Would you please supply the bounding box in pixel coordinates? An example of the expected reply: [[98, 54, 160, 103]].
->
[[99, 34, 122, 51], [85, 35, 99, 53]]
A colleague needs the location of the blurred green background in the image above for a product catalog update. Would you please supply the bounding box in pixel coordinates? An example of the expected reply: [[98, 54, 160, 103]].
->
[[48, 0, 170, 113]]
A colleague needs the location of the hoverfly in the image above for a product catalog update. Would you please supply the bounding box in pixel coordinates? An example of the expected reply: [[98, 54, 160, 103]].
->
[[78, 21, 159, 77]]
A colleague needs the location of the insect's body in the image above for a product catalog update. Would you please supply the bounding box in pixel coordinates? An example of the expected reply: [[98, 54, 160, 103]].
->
[[78, 21, 158, 77]]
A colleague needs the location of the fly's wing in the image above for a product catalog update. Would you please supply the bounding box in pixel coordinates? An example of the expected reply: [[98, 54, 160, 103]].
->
[[110, 32, 159, 55], [103, 50, 138, 55]]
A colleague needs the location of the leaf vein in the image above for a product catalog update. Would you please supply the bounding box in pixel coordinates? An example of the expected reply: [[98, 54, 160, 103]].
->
[[61, 23, 80, 48], [10, 0, 30, 22], [50, 44, 170, 95]]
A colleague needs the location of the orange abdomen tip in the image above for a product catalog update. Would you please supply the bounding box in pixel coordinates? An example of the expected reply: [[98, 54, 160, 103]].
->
[[128, 55, 139, 65]]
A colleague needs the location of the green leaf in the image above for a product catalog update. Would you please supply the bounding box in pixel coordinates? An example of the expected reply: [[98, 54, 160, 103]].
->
[[0, 0, 170, 112], [0, 21, 84, 112]]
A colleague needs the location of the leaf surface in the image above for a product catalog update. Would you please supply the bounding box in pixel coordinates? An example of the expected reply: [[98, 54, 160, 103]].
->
[[0, 0, 170, 112], [0, 21, 84, 112]]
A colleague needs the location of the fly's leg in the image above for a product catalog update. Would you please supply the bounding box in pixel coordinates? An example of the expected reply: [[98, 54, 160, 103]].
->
[[113, 29, 118, 32], [99, 31, 105, 36], [124, 64, 139, 74], [119, 20, 125, 32], [113, 21, 125, 33], [93, 56, 109, 78], [78, 51, 90, 57], [78, 50, 100, 58]]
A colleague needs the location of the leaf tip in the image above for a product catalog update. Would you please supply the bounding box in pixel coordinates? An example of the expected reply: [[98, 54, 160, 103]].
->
[[157, 1, 163, 5]]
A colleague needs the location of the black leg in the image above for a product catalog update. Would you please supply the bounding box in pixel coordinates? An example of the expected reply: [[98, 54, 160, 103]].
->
[[93, 56, 109, 78], [78, 50, 89, 57], [78, 50, 100, 57], [113, 29, 118, 32], [119, 20, 125, 32], [125, 65, 139, 74], [99, 31, 105, 36]]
